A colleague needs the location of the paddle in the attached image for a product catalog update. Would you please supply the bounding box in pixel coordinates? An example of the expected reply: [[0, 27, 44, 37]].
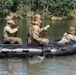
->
[[14, 31, 18, 37], [42, 30, 47, 38], [42, 25, 50, 37], [40, 30, 47, 56], [14, 26, 19, 37], [40, 25, 50, 57]]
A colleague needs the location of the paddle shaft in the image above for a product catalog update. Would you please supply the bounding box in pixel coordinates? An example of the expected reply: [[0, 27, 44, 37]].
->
[[42, 30, 47, 38], [14, 31, 18, 37]]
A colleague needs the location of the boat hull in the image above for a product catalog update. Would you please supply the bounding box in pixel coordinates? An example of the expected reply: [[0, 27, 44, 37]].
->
[[0, 41, 76, 57]]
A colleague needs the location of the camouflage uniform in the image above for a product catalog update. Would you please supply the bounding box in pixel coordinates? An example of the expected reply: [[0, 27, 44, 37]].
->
[[28, 24, 49, 45], [58, 32, 76, 43], [3, 20, 22, 44]]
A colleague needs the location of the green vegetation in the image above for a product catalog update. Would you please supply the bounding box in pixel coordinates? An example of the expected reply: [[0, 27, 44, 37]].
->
[[0, 0, 76, 19]]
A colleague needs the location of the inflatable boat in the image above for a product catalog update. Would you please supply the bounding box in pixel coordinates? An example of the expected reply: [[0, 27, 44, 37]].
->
[[0, 41, 76, 57]]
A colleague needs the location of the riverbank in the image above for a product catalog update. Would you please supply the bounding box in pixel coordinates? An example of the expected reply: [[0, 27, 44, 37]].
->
[[8, 14, 76, 21], [1, 11, 76, 21]]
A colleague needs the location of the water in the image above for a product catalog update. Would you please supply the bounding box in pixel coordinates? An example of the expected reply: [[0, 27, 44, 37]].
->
[[1, 20, 76, 42], [0, 20, 76, 75], [0, 56, 76, 75]]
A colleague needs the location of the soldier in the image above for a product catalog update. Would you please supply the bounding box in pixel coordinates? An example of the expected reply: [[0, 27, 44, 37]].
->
[[28, 14, 50, 45], [58, 26, 76, 43], [3, 20, 22, 44]]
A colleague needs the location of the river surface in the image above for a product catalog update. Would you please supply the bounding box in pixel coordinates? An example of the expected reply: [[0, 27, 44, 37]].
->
[[0, 20, 76, 75]]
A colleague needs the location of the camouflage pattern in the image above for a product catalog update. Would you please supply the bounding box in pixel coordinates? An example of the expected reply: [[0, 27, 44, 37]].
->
[[58, 32, 76, 43], [28, 24, 49, 45], [3, 25, 22, 44]]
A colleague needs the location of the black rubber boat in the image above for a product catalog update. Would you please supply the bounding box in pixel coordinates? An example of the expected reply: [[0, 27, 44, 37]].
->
[[0, 41, 76, 57]]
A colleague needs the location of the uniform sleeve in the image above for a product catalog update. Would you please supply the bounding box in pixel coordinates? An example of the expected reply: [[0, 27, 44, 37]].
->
[[39, 27, 44, 32], [72, 35, 76, 41], [67, 34, 76, 41], [4, 26, 18, 34]]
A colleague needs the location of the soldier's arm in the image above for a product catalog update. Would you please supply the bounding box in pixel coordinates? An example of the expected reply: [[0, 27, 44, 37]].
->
[[67, 34, 76, 41], [40, 25, 50, 32], [5, 26, 18, 34], [71, 35, 76, 41], [40, 27, 45, 32]]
